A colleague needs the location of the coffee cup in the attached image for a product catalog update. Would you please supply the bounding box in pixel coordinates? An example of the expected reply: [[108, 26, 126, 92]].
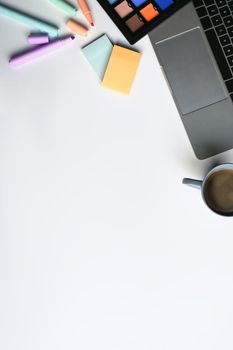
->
[[183, 163, 233, 216]]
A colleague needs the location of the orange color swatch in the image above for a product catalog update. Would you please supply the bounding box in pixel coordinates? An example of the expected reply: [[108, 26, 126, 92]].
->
[[140, 4, 159, 21]]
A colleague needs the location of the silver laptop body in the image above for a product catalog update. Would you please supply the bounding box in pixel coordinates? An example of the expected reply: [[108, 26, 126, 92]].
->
[[149, 2, 233, 159]]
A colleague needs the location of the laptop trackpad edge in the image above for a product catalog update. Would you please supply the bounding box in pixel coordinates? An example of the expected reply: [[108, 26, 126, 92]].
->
[[155, 28, 228, 115]]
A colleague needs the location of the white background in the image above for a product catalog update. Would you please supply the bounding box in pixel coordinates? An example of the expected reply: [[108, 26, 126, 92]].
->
[[1, 1, 233, 349]]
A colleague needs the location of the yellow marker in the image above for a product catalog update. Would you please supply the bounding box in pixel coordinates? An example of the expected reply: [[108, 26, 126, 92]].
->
[[101, 45, 141, 95], [66, 18, 88, 36]]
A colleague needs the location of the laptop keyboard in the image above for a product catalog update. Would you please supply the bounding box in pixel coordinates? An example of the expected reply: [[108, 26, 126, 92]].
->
[[193, 0, 233, 101]]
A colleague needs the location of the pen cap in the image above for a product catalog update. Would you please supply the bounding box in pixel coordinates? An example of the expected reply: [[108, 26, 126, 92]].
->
[[67, 19, 88, 36], [28, 34, 49, 44]]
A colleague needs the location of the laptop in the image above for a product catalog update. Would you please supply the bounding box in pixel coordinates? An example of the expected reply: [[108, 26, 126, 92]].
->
[[149, 0, 233, 159]]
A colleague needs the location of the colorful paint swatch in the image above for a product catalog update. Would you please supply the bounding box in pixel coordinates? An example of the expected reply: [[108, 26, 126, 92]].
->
[[97, 0, 188, 43], [102, 45, 141, 95], [131, 0, 147, 7], [125, 14, 144, 32], [154, 0, 173, 10], [140, 4, 159, 21], [82, 34, 113, 80], [115, 1, 133, 18]]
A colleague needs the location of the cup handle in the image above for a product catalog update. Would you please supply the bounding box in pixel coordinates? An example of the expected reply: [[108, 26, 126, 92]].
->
[[182, 178, 202, 190]]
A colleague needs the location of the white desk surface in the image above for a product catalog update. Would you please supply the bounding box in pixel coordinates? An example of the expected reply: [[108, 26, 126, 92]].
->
[[1, 1, 233, 349]]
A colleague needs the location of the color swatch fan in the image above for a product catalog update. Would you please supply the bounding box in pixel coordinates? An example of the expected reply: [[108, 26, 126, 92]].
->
[[97, 0, 190, 44]]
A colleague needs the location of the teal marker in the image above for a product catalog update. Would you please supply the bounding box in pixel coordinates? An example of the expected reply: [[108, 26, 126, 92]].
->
[[0, 3, 58, 37], [50, 0, 78, 17]]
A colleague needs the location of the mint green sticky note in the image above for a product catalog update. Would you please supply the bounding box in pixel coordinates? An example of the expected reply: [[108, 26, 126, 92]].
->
[[82, 34, 113, 80]]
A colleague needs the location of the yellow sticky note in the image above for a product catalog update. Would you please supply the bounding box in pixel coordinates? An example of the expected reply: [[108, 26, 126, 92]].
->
[[101, 45, 141, 95]]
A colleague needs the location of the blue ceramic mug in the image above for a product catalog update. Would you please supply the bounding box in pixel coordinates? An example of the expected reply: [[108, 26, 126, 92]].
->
[[183, 163, 233, 216]]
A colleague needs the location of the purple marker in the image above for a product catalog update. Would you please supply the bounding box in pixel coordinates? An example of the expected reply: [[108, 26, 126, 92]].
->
[[9, 35, 75, 68], [28, 34, 49, 45]]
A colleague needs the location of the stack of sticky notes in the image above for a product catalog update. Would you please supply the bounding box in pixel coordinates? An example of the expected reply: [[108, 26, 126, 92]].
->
[[102, 45, 141, 95], [82, 34, 141, 95]]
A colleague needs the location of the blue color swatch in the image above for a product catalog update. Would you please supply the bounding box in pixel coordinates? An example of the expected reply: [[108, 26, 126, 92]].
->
[[107, 0, 118, 4], [131, 0, 173, 8], [131, 0, 147, 6], [154, 0, 173, 10]]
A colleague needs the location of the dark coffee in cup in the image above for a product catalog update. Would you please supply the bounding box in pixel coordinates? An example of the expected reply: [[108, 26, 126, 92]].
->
[[204, 169, 233, 215]]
